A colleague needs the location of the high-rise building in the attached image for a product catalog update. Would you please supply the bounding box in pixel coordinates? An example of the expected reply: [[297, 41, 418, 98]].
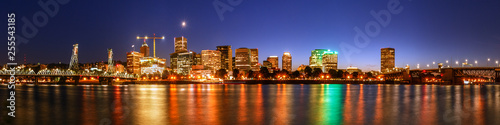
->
[[267, 56, 279, 69], [309, 49, 337, 72], [263, 60, 271, 68], [322, 51, 338, 72], [201, 50, 221, 72], [232, 57, 235, 70], [193, 52, 202, 65], [216, 45, 232, 71], [250, 48, 259, 71], [126, 51, 144, 74], [177, 51, 194, 75], [282, 52, 292, 72], [235, 48, 251, 71], [174, 37, 188, 53], [140, 41, 150, 57], [381, 48, 395, 73], [170, 52, 179, 73]]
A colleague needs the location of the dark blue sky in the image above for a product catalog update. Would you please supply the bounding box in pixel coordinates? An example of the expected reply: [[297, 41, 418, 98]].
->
[[2, 0, 500, 71]]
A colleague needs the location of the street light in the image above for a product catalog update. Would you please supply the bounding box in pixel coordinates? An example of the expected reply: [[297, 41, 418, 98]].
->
[[496, 60, 499, 67], [417, 64, 420, 69], [427, 64, 430, 68], [475, 60, 477, 67], [488, 58, 490, 67]]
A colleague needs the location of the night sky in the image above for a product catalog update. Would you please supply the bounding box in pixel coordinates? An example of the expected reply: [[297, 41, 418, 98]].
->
[[2, 0, 500, 71]]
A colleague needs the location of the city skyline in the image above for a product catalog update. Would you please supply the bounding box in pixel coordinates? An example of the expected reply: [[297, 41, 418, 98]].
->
[[2, 0, 500, 71]]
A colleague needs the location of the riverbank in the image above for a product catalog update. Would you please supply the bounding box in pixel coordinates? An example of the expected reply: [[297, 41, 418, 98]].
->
[[5, 80, 497, 85]]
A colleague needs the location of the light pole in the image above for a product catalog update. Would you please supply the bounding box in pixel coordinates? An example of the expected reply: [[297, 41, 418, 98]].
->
[[433, 61, 435, 68], [488, 58, 490, 67], [427, 64, 430, 68], [475, 60, 477, 67], [446, 60, 449, 67], [496, 60, 499, 67], [456, 61, 459, 67], [417, 64, 420, 69]]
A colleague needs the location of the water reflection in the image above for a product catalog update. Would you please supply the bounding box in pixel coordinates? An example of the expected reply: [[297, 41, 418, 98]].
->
[[1, 84, 499, 125]]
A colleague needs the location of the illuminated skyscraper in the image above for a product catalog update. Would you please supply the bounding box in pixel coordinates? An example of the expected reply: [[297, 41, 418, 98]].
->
[[170, 52, 179, 72], [381, 48, 395, 73], [282, 52, 292, 72], [126, 51, 144, 74], [140, 41, 150, 57], [193, 52, 202, 65], [174, 37, 188, 53], [235, 48, 251, 71], [322, 51, 338, 72], [309, 49, 337, 72], [267, 56, 279, 69], [201, 50, 221, 72], [216, 45, 232, 71], [250, 48, 259, 71], [177, 51, 194, 75]]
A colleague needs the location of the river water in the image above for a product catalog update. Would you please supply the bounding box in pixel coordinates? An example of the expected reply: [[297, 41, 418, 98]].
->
[[1, 83, 499, 125]]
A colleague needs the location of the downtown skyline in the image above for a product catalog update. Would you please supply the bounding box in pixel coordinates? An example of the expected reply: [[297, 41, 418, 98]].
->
[[2, 0, 500, 71]]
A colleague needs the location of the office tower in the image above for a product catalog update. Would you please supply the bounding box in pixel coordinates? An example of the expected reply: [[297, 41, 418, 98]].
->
[[177, 51, 194, 75], [126, 51, 144, 74], [322, 51, 338, 72], [216, 45, 232, 71], [235, 48, 251, 71], [193, 52, 202, 65], [250, 48, 259, 71], [267, 56, 279, 69], [232, 57, 235, 70], [381, 48, 395, 73], [309, 49, 337, 71], [174, 37, 188, 53], [282, 52, 292, 72], [201, 50, 222, 72], [140, 41, 150, 57], [170, 52, 179, 72], [263, 60, 271, 68]]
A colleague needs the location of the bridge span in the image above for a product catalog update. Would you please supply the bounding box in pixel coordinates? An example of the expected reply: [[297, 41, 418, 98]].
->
[[0, 69, 137, 84], [382, 67, 500, 84]]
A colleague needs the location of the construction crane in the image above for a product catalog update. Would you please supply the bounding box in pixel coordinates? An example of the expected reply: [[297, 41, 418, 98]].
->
[[137, 33, 165, 58]]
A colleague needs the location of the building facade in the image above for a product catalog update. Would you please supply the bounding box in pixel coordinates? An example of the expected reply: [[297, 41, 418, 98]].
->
[[381, 48, 395, 73], [177, 52, 194, 75], [174, 37, 188, 53], [201, 50, 222, 72], [309, 49, 337, 72], [282, 52, 292, 72], [126, 51, 144, 74], [235, 48, 251, 71], [140, 41, 150, 57], [216, 45, 232, 71], [267, 56, 279, 69], [250, 48, 259, 71], [322, 51, 338, 72]]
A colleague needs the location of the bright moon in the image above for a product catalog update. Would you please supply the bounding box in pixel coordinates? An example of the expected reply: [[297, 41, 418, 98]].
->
[[182, 22, 186, 26]]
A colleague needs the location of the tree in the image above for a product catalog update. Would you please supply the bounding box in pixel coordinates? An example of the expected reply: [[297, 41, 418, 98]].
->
[[337, 70, 344, 78], [304, 66, 313, 78], [259, 67, 269, 79], [353, 72, 359, 79], [232, 69, 240, 79], [216, 69, 227, 79], [247, 70, 254, 79], [292, 71, 301, 78], [312, 68, 323, 78], [328, 69, 337, 78], [366, 72, 374, 78]]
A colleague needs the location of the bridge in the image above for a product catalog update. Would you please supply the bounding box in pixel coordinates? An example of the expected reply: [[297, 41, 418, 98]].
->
[[382, 67, 500, 84], [0, 68, 137, 84]]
